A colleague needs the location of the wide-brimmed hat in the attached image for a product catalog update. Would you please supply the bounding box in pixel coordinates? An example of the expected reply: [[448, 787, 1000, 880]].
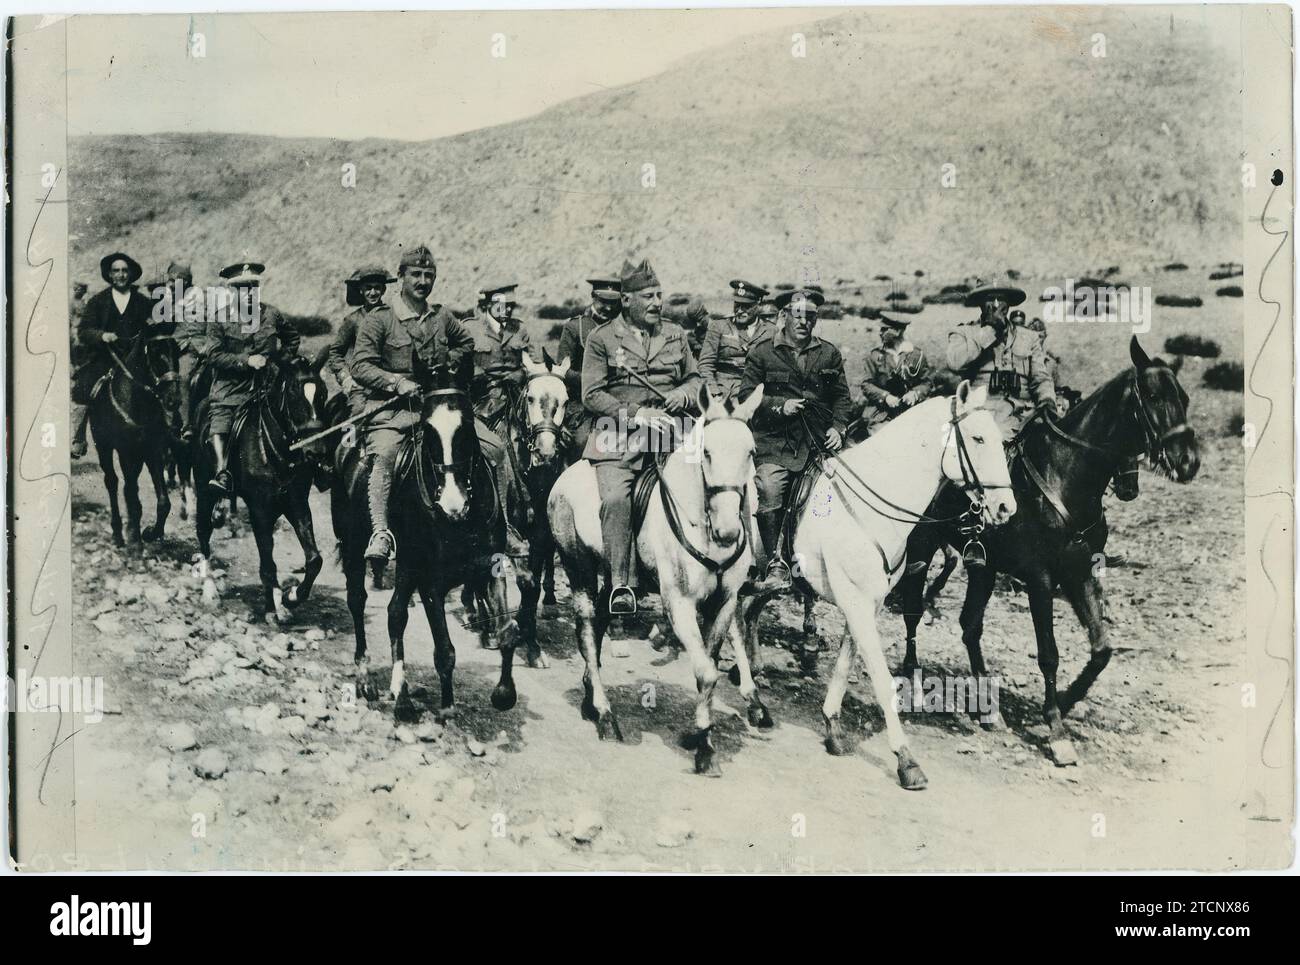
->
[[100, 252, 143, 285], [964, 283, 1026, 308]]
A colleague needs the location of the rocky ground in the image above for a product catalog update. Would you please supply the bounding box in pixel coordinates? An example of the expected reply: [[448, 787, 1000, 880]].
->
[[60, 378, 1287, 871]]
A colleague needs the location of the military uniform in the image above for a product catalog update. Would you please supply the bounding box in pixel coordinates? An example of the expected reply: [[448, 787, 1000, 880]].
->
[[203, 288, 299, 437], [463, 307, 532, 427], [582, 261, 701, 608], [162, 263, 207, 438], [737, 323, 854, 517], [946, 318, 1055, 437], [556, 292, 620, 450], [860, 320, 932, 433], [327, 266, 395, 418]]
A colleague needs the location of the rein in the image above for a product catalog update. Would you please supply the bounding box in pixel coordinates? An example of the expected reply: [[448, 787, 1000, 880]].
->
[[102, 335, 176, 432]]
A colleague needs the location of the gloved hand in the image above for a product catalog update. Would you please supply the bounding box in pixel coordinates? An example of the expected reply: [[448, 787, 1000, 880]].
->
[[662, 386, 692, 414], [824, 427, 844, 451], [396, 378, 421, 397], [101, 332, 119, 344], [781, 398, 806, 417], [247, 353, 267, 370]]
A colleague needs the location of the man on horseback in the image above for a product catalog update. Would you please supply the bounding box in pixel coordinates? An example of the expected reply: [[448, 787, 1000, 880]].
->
[[699, 279, 774, 402], [351, 245, 501, 563], [203, 260, 301, 495], [557, 275, 622, 450], [736, 287, 854, 593], [161, 259, 207, 443], [859, 312, 933, 435], [581, 257, 701, 615], [464, 282, 533, 430], [326, 265, 395, 420], [946, 283, 1056, 438], [71, 252, 156, 459]]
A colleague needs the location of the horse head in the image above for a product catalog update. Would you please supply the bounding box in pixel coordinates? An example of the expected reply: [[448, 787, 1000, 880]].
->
[[1130, 336, 1199, 482], [1111, 455, 1141, 501], [279, 355, 328, 461], [421, 359, 478, 522], [943, 381, 1017, 526], [124, 330, 180, 417], [519, 349, 571, 464], [687, 383, 763, 547]]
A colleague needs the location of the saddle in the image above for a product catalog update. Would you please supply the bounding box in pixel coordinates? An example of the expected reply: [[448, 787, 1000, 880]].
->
[[630, 457, 664, 532], [777, 460, 824, 560]]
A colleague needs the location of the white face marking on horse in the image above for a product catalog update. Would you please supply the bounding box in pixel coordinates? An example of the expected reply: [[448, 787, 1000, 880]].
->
[[943, 386, 1017, 525], [525, 373, 568, 458], [303, 381, 317, 407], [428, 402, 468, 516], [699, 418, 755, 545]]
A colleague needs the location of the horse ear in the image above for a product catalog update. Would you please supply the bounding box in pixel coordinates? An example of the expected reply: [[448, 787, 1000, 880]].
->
[[554, 355, 572, 379], [956, 379, 972, 408], [521, 351, 545, 378], [696, 383, 715, 420], [456, 352, 474, 392], [1130, 335, 1152, 371], [542, 347, 555, 371], [1168, 353, 1184, 375], [731, 384, 764, 423]]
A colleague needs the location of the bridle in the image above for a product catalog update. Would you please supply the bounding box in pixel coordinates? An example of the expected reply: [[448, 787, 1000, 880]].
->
[[655, 416, 751, 576], [103, 333, 178, 431], [508, 372, 572, 471], [411, 387, 490, 517]]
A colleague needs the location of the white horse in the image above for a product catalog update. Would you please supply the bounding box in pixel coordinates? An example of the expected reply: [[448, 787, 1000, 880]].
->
[[548, 383, 765, 775], [734, 381, 1016, 789]]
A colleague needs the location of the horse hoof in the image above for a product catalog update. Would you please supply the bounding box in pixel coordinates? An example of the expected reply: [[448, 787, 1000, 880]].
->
[[490, 683, 517, 712], [747, 702, 774, 729], [825, 733, 854, 757], [596, 711, 623, 742], [111, 532, 125, 547], [394, 685, 418, 723], [358, 679, 379, 703], [1046, 738, 1079, 767], [694, 744, 722, 777], [896, 748, 928, 790], [141, 525, 162, 542], [526, 649, 550, 670], [283, 583, 301, 607]]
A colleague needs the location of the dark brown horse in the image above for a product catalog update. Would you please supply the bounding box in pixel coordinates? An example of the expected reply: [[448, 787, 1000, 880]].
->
[[191, 356, 329, 622], [894, 337, 1200, 764], [87, 332, 180, 550], [343, 360, 521, 722]]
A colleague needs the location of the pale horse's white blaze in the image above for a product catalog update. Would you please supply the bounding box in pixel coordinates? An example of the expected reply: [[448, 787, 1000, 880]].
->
[[302, 381, 317, 407], [520, 352, 571, 461], [428, 402, 467, 518]]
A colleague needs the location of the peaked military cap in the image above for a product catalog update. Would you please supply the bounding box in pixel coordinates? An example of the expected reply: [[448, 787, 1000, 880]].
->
[[729, 279, 769, 305]]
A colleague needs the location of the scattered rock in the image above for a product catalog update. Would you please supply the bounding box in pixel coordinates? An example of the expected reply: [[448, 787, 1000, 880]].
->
[[414, 721, 443, 742], [144, 585, 172, 607], [655, 817, 694, 848], [180, 655, 220, 684], [193, 748, 229, 780], [394, 725, 418, 745], [93, 613, 124, 636], [159, 722, 198, 752], [116, 581, 143, 602], [571, 809, 604, 844], [466, 738, 487, 757], [158, 621, 192, 641]]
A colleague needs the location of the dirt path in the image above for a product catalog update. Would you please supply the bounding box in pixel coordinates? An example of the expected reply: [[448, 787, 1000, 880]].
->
[[60, 423, 1283, 871]]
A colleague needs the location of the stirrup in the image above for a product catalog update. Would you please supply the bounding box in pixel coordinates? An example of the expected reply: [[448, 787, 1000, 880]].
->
[[208, 469, 232, 495], [365, 529, 396, 562], [608, 585, 637, 616], [745, 559, 793, 594], [961, 539, 987, 568]]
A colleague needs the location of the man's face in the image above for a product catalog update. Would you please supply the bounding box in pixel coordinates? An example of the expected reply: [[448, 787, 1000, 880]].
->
[[361, 281, 385, 308], [734, 303, 758, 325], [783, 304, 816, 343], [401, 266, 435, 302], [591, 296, 620, 322], [109, 260, 131, 290], [489, 298, 515, 324], [981, 298, 1009, 326], [622, 287, 662, 327], [880, 324, 902, 348]]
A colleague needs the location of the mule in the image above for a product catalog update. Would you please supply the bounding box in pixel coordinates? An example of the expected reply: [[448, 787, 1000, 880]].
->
[[733, 382, 1017, 789], [351, 360, 521, 722], [191, 356, 329, 622], [894, 337, 1199, 765], [86, 332, 180, 550], [549, 384, 765, 775]]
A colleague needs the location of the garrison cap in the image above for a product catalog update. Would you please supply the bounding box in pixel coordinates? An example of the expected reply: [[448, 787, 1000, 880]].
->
[[398, 245, 437, 272], [773, 287, 825, 310], [218, 261, 265, 285], [620, 258, 660, 293], [100, 251, 143, 284], [729, 279, 769, 305]]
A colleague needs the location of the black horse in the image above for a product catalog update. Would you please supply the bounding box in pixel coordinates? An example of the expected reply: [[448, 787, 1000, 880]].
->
[[344, 360, 521, 722], [87, 331, 180, 550], [191, 356, 329, 622], [894, 337, 1200, 763]]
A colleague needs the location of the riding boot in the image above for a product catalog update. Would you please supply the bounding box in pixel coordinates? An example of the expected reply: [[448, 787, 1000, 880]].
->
[[209, 434, 232, 495], [69, 403, 89, 459], [364, 455, 396, 562], [746, 510, 792, 593]]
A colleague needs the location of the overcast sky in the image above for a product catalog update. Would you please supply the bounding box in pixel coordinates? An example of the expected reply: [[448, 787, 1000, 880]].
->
[[65, 8, 836, 142]]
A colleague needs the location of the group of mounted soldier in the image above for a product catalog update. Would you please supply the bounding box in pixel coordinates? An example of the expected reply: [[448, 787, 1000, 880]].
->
[[70, 248, 1065, 615]]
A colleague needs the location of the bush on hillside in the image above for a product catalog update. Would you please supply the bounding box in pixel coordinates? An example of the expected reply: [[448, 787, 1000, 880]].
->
[[884, 290, 910, 301], [537, 299, 584, 320], [1203, 361, 1244, 391], [1163, 262, 1188, 271], [1216, 286, 1243, 298], [1155, 294, 1203, 308], [1163, 334, 1221, 358]]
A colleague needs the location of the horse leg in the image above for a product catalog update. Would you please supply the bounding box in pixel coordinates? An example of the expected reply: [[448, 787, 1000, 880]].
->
[[387, 564, 418, 722], [923, 545, 961, 622], [344, 548, 376, 702], [419, 581, 459, 721], [284, 493, 323, 608], [516, 521, 550, 669], [952, 562, 998, 733], [483, 570, 520, 711], [140, 444, 171, 542], [1026, 574, 1078, 764], [729, 593, 768, 686], [1059, 574, 1112, 716], [247, 501, 287, 623], [725, 611, 773, 729], [572, 571, 620, 740], [98, 445, 124, 547], [666, 593, 722, 776], [828, 565, 926, 790], [119, 450, 145, 548]]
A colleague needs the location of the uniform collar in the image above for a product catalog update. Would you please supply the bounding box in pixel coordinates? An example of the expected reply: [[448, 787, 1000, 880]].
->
[[774, 327, 822, 354], [392, 293, 430, 322]]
